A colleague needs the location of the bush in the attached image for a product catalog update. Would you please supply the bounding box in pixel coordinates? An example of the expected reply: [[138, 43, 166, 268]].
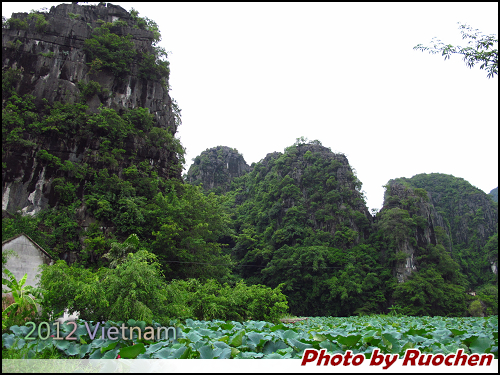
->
[[123, 107, 154, 132], [52, 178, 77, 205], [138, 51, 170, 81], [83, 24, 136, 77], [77, 80, 102, 99], [468, 299, 484, 317], [2, 269, 42, 332], [162, 279, 288, 322], [6, 18, 28, 30], [476, 284, 498, 315], [28, 12, 48, 32], [38, 250, 167, 325]]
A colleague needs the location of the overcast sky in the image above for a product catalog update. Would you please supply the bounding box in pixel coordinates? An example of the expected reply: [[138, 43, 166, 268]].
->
[[3, 2, 498, 211]]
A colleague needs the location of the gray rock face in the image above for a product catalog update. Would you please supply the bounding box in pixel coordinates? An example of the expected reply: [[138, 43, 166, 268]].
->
[[186, 146, 251, 193], [2, 3, 176, 131], [2, 3, 180, 215], [381, 182, 443, 283], [427, 189, 497, 250], [383, 174, 498, 285]]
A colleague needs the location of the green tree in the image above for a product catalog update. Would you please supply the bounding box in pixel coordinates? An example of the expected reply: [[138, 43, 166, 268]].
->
[[467, 299, 484, 317], [414, 23, 498, 78], [151, 183, 234, 281], [38, 250, 167, 325], [393, 268, 466, 316], [2, 269, 42, 330], [102, 233, 140, 268]]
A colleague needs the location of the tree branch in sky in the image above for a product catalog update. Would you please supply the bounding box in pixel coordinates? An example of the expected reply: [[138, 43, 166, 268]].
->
[[414, 22, 498, 79]]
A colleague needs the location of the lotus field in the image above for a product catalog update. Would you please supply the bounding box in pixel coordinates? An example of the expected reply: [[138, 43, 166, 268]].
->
[[2, 315, 498, 359]]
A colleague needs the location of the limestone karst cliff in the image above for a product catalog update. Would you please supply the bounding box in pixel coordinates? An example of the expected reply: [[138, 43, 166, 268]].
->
[[393, 174, 498, 254], [377, 181, 447, 283], [490, 187, 498, 203], [185, 146, 250, 194], [2, 3, 183, 218], [235, 143, 373, 244], [380, 174, 498, 286], [187, 142, 373, 253]]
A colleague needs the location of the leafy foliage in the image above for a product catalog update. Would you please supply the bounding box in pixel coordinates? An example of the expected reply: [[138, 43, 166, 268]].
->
[[2, 269, 42, 331], [28, 10, 49, 32], [5, 17, 28, 30], [393, 267, 466, 316], [83, 23, 136, 77], [392, 173, 498, 289], [2, 315, 497, 360], [38, 250, 167, 325], [162, 279, 288, 322], [414, 22, 498, 78]]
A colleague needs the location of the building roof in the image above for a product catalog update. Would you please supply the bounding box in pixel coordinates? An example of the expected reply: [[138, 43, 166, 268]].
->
[[2, 233, 54, 260]]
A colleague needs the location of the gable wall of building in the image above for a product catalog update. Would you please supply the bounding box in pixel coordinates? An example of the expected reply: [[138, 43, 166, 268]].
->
[[2, 235, 53, 289]]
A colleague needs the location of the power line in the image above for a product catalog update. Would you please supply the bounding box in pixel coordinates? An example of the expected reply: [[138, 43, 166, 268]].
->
[[162, 260, 346, 269]]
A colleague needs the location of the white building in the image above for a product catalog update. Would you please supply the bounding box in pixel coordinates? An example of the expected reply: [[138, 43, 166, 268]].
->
[[2, 233, 54, 288], [2, 233, 79, 322]]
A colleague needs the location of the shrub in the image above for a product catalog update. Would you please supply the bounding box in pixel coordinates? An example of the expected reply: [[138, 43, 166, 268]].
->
[[123, 107, 155, 132], [6, 18, 28, 30], [38, 250, 167, 325], [52, 177, 77, 205], [39, 51, 55, 58], [6, 39, 23, 51], [138, 51, 170, 81], [77, 80, 102, 99], [28, 12, 49, 32], [83, 24, 136, 77], [162, 279, 288, 322], [468, 299, 484, 317], [2, 269, 42, 331]]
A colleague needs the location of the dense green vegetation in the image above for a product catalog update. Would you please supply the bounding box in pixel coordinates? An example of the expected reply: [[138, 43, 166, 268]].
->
[[374, 182, 468, 316], [220, 142, 387, 317], [392, 174, 498, 289]]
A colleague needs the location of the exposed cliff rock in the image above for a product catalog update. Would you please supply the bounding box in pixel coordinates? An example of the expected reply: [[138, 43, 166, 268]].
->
[[393, 174, 498, 252], [2, 3, 182, 217], [379, 181, 447, 282], [185, 146, 250, 194], [3, 3, 176, 127], [384, 174, 498, 287]]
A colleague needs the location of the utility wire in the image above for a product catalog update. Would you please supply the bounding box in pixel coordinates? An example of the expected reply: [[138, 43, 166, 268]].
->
[[162, 260, 347, 269]]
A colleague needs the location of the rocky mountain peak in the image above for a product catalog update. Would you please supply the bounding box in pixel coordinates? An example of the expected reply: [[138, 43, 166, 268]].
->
[[185, 146, 250, 193], [2, 3, 182, 216]]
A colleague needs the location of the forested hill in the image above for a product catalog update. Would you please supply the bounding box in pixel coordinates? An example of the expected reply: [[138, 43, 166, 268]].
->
[[391, 174, 498, 288], [2, 3, 229, 276], [2, 3, 183, 216], [490, 187, 498, 203], [186, 142, 498, 316], [2, 3, 497, 319]]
